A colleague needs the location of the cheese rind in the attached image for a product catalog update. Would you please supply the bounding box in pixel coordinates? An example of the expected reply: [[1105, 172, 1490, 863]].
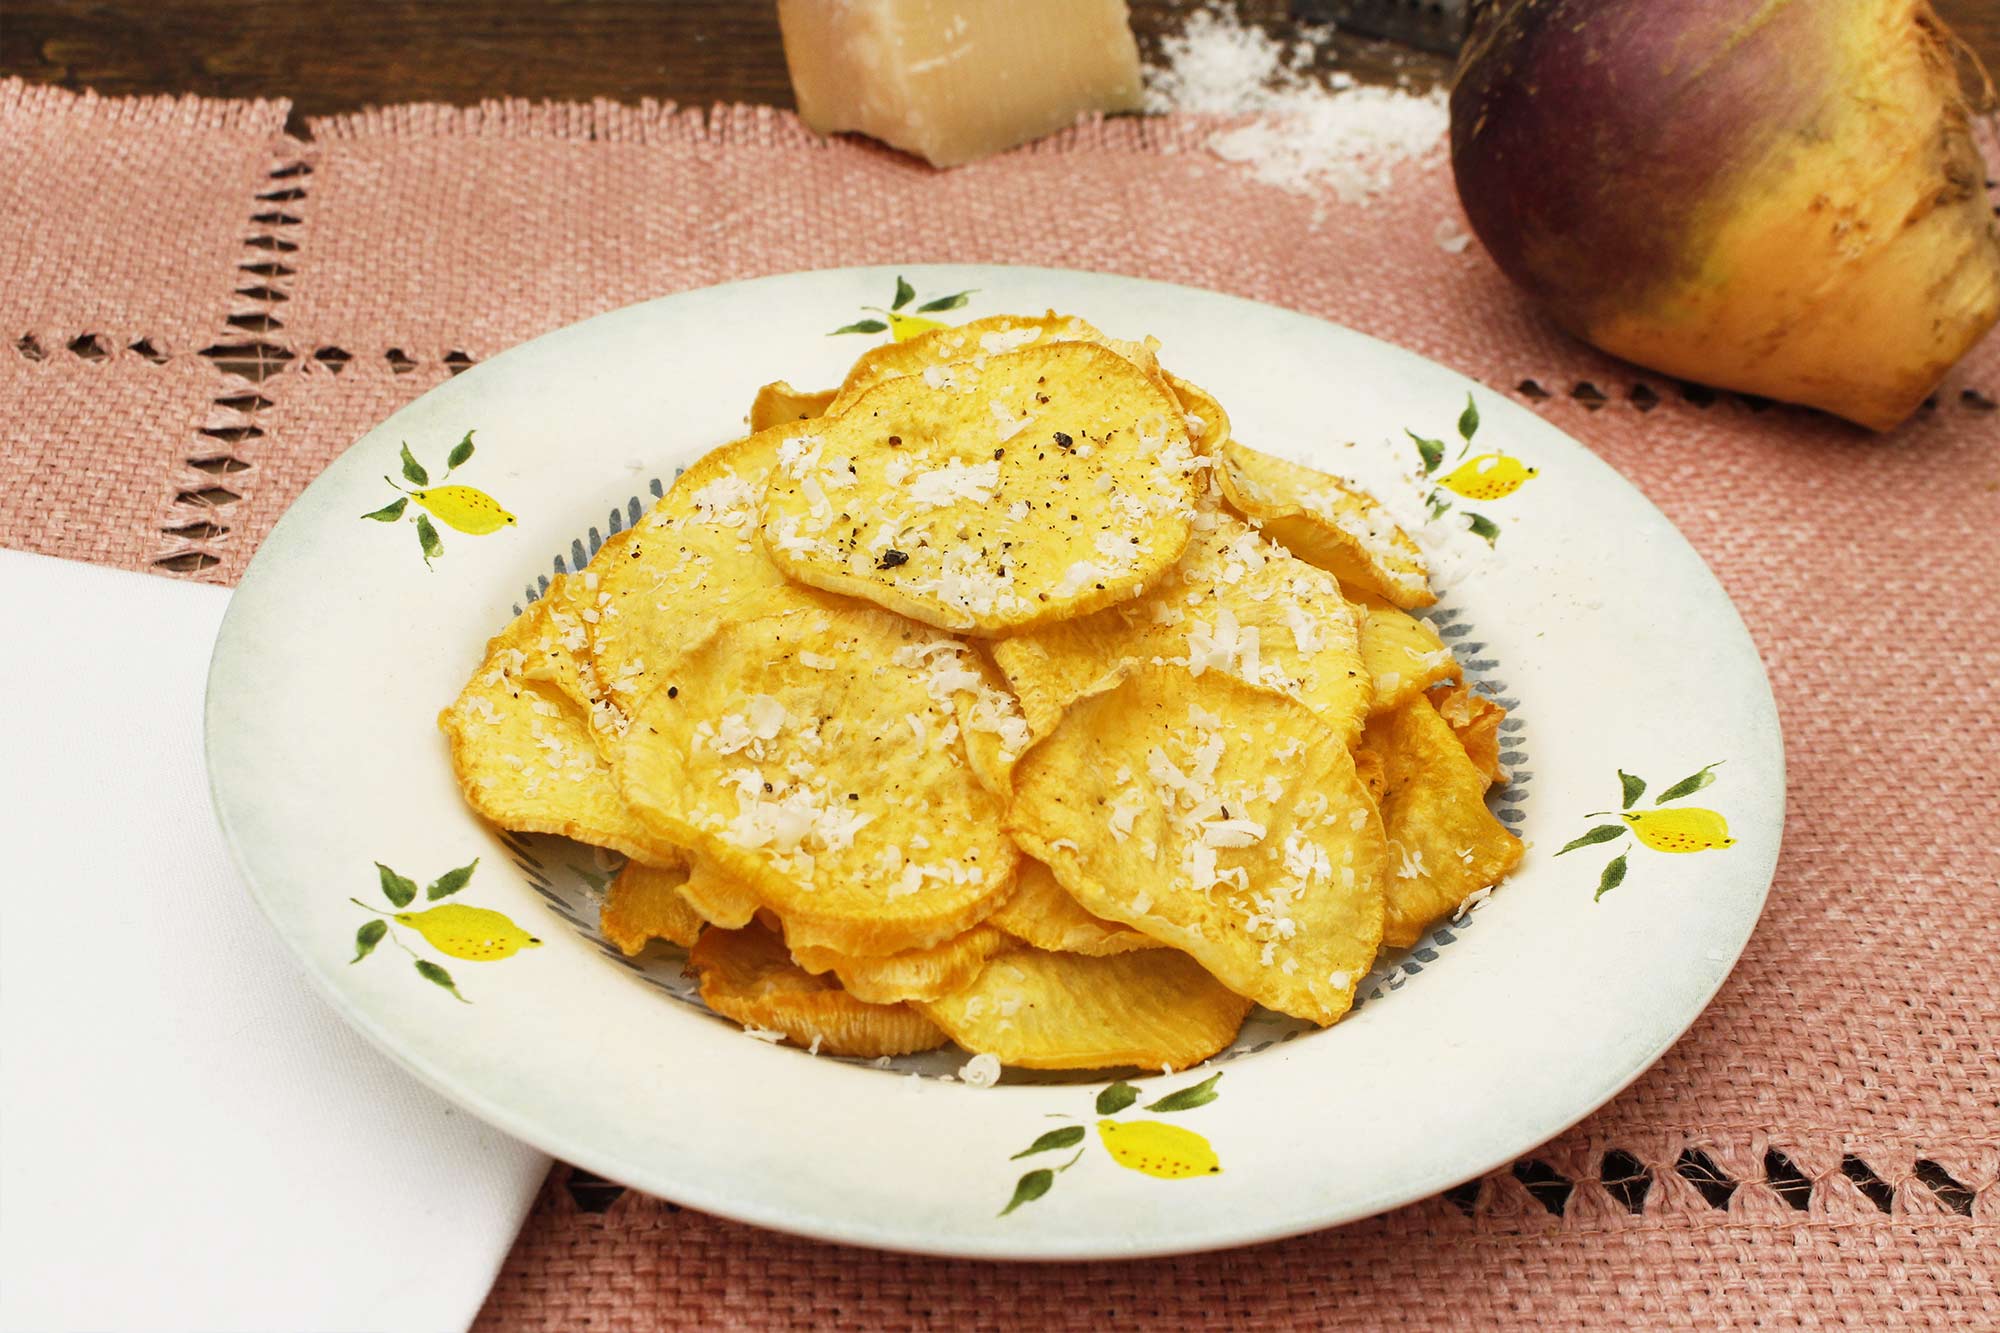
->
[[778, 0, 1144, 168]]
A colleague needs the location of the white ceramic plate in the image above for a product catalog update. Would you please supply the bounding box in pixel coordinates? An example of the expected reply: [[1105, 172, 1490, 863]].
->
[[207, 265, 1782, 1259]]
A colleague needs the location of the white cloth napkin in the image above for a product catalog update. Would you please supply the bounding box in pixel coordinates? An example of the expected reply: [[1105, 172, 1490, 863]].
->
[[0, 551, 550, 1333]]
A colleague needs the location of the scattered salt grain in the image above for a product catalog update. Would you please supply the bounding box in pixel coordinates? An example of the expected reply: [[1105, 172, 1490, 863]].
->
[[1144, 5, 1448, 205]]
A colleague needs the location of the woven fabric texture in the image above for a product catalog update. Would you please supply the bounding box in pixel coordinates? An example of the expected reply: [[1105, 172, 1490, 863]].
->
[[2, 79, 1994, 1328]]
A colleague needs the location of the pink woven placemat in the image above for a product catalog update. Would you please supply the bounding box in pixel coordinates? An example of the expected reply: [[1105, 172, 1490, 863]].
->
[[3, 77, 1995, 1328]]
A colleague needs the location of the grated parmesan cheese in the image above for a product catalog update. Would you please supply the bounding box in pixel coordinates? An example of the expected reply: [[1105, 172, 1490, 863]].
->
[[978, 326, 1042, 355], [906, 458, 1001, 508], [959, 1052, 1002, 1088]]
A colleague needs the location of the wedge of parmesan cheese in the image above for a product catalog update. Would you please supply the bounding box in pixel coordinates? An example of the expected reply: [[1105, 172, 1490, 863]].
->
[[778, 0, 1144, 168]]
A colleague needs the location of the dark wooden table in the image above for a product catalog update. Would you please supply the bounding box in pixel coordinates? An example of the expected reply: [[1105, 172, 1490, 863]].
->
[[12, 0, 1990, 136], [1, 1, 1452, 133]]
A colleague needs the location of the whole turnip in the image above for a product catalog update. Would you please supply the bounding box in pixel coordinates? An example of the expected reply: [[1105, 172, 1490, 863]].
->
[[1451, 0, 2000, 430]]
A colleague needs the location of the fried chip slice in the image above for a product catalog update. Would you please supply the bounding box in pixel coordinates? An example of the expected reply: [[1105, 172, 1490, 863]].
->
[[585, 429, 841, 724], [600, 860, 704, 955], [439, 594, 687, 868], [690, 921, 948, 1057], [906, 638, 1033, 799], [1217, 441, 1434, 610], [790, 923, 1013, 1004], [986, 858, 1164, 956], [1357, 600, 1459, 716], [750, 380, 837, 432], [1352, 745, 1388, 807], [1365, 696, 1524, 950], [1009, 666, 1386, 1026], [676, 857, 762, 929], [1428, 681, 1508, 787], [920, 947, 1252, 1070], [617, 607, 1018, 956], [759, 341, 1202, 635], [992, 513, 1370, 747], [1163, 371, 1230, 456], [828, 312, 1144, 415], [535, 533, 647, 755], [830, 314, 1186, 437]]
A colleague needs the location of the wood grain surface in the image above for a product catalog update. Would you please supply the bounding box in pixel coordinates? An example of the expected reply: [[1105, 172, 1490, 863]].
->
[[2, 0, 1995, 135]]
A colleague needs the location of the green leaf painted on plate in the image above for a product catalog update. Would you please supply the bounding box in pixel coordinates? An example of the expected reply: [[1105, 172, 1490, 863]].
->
[[375, 862, 418, 907], [1095, 1082, 1139, 1115], [399, 443, 429, 486], [1407, 430, 1445, 475], [351, 919, 386, 962], [416, 958, 469, 1002], [1012, 1126, 1087, 1159], [1657, 762, 1723, 803], [425, 857, 479, 900], [1619, 771, 1647, 808], [1145, 1071, 1221, 1112], [999, 1168, 1054, 1216], [891, 276, 915, 311], [1594, 852, 1629, 902], [831, 319, 888, 335], [446, 431, 475, 471], [1556, 825, 1627, 855], [1457, 393, 1480, 442], [416, 513, 443, 565], [1466, 512, 1501, 545], [361, 497, 407, 522], [916, 291, 973, 313]]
